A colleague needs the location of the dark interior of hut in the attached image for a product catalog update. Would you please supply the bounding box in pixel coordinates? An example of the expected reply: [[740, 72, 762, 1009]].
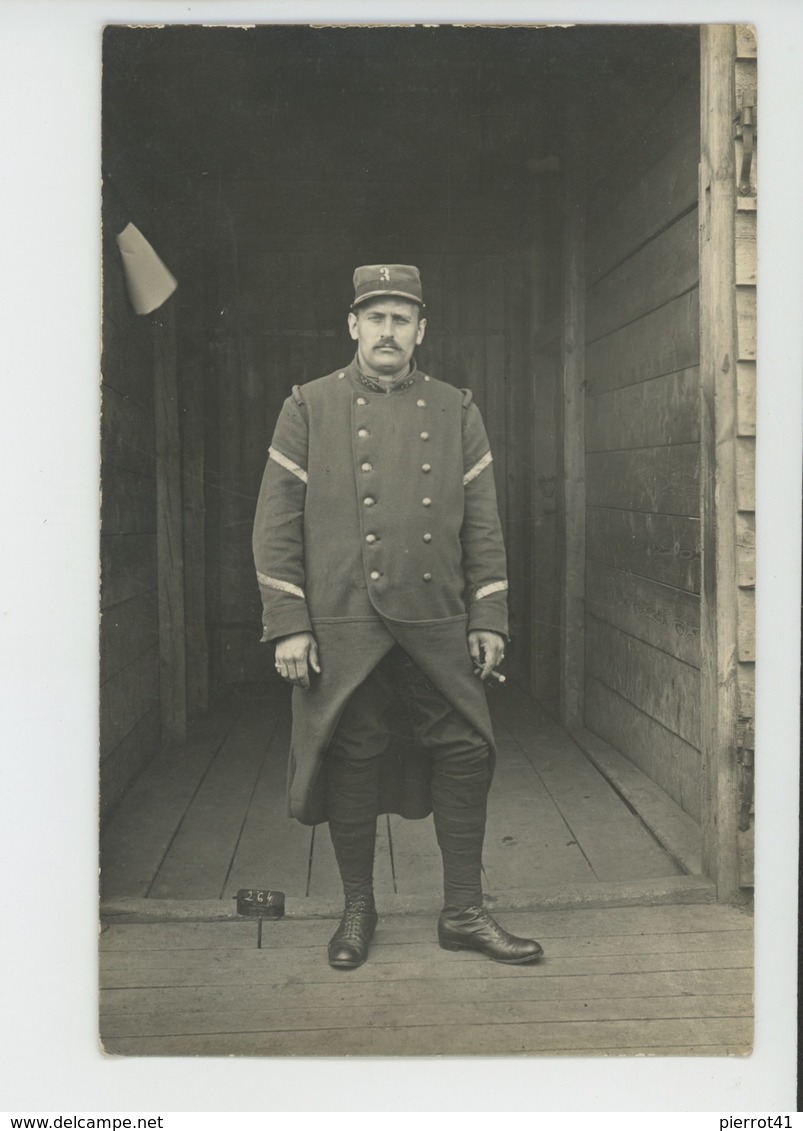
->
[[100, 24, 706, 905]]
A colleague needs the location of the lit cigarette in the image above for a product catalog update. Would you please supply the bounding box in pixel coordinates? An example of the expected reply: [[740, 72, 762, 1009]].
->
[[474, 667, 506, 683]]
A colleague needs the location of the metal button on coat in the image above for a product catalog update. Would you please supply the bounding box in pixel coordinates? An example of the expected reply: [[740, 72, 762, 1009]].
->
[[370, 570, 381, 581], [422, 497, 432, 507], [357, 397, 368, 406], [358, 428, 369, 439], [361, 462, 373, 472], [364, 497, 375, 506], [423, 533, 432, 542], [423, 572, 432, 582], [365, 534, 377, 543], [420, 431, 430, 440], [416, 399, 427, 407], [422, 463, 431, 473]]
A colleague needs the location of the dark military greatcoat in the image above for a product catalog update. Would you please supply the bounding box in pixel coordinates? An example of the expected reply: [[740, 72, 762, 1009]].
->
[[253, 356, 509, 825]]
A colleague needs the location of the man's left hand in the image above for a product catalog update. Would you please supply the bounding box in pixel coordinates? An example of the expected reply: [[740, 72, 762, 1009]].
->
[[468, 630, 505, 681]]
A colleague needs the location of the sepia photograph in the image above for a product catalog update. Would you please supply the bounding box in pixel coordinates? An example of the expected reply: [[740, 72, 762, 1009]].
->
[[96, 21, 757, 1059]]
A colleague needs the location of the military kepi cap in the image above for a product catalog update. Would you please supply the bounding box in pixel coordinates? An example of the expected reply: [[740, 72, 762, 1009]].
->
[[352, 264, 424, 308]]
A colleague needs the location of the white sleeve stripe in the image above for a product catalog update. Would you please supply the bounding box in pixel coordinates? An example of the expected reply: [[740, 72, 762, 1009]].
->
[[269, 446, 308, 484], [256, 571, 306, 600], [476, 580, 508, 601], [463, 450, 493, 485]]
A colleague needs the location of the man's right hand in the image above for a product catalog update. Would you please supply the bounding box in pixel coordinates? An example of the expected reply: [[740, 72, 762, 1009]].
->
[[274, 632, 321, 690]]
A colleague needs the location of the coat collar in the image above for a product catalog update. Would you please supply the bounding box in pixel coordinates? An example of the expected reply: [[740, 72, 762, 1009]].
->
[[348, 353, 419, 394]]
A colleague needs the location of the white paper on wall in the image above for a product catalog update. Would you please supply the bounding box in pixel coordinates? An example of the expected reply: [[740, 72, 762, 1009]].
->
[[115, 221, 178, 315]]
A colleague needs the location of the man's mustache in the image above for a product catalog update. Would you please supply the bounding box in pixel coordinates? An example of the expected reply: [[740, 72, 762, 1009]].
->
[[375, 340, 400, 349]]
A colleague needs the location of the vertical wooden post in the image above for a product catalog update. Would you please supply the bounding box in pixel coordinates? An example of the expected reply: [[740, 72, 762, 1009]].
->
[[560, 120, 586, 730], [181, 351, 209, 717], [699, 24, 740, 900], [200, 177, 223, 700], [503, 254, 532, 685], [179, 233, 210, 718], [154, 298, 187, 747]]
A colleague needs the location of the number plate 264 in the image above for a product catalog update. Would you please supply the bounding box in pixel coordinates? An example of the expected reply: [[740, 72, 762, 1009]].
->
[[235, 888, 285, 918]]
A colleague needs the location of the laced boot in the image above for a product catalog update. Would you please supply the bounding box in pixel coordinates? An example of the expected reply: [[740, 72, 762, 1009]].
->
[[438, 904, 543, 965], [327, 893, 378, 969]]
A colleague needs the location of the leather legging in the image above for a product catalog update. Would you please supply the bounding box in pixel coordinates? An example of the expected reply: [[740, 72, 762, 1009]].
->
[[326, 647, 491, 908]]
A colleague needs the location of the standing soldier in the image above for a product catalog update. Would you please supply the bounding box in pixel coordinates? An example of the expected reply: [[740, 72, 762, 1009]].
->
[[253, 264, 543, 969]]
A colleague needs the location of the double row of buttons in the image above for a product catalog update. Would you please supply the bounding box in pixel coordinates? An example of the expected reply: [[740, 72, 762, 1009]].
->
[[357, 392, 434, 583]]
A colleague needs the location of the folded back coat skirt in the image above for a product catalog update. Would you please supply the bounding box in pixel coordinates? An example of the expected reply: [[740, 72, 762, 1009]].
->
[[285, 615, 497, 826]]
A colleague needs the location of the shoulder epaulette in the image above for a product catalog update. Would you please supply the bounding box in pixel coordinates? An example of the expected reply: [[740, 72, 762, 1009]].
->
[[291, 385, 305, 405], [461, 388, 474, 408]]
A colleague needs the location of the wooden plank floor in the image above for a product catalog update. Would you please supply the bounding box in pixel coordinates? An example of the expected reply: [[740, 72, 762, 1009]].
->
[[99, 902, 753, 1057], [101, 681, 691, 911]]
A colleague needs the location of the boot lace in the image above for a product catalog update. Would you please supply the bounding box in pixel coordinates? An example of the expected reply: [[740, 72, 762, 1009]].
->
[[338, 895, 376, 938]]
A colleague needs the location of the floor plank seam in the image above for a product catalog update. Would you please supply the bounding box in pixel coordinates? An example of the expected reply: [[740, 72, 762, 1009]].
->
[[217, 711, 282, 899], [497, 691, 690, 880], [491, 713, 604, 883], [100, 965, 753, 992], [570, 725, 701, 875], [99, 932, 753, 949], [305, 825, 317, 897], [142, 703, 245, 899]]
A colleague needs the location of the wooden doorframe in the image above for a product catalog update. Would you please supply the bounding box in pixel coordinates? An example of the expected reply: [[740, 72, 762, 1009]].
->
[[698, 23, 741, 900], [556, 36, 745, 897]]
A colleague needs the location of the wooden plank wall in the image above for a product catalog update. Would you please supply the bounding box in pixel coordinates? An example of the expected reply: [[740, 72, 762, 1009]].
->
[[734, 26, 756, 886], [100, 227, 160, 821], [583, 63, 703, 821], [528, 178, 563, 715]]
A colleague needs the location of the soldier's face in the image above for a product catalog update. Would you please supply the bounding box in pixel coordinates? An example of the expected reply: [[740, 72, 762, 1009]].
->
[[348, 298, 427, 377]]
